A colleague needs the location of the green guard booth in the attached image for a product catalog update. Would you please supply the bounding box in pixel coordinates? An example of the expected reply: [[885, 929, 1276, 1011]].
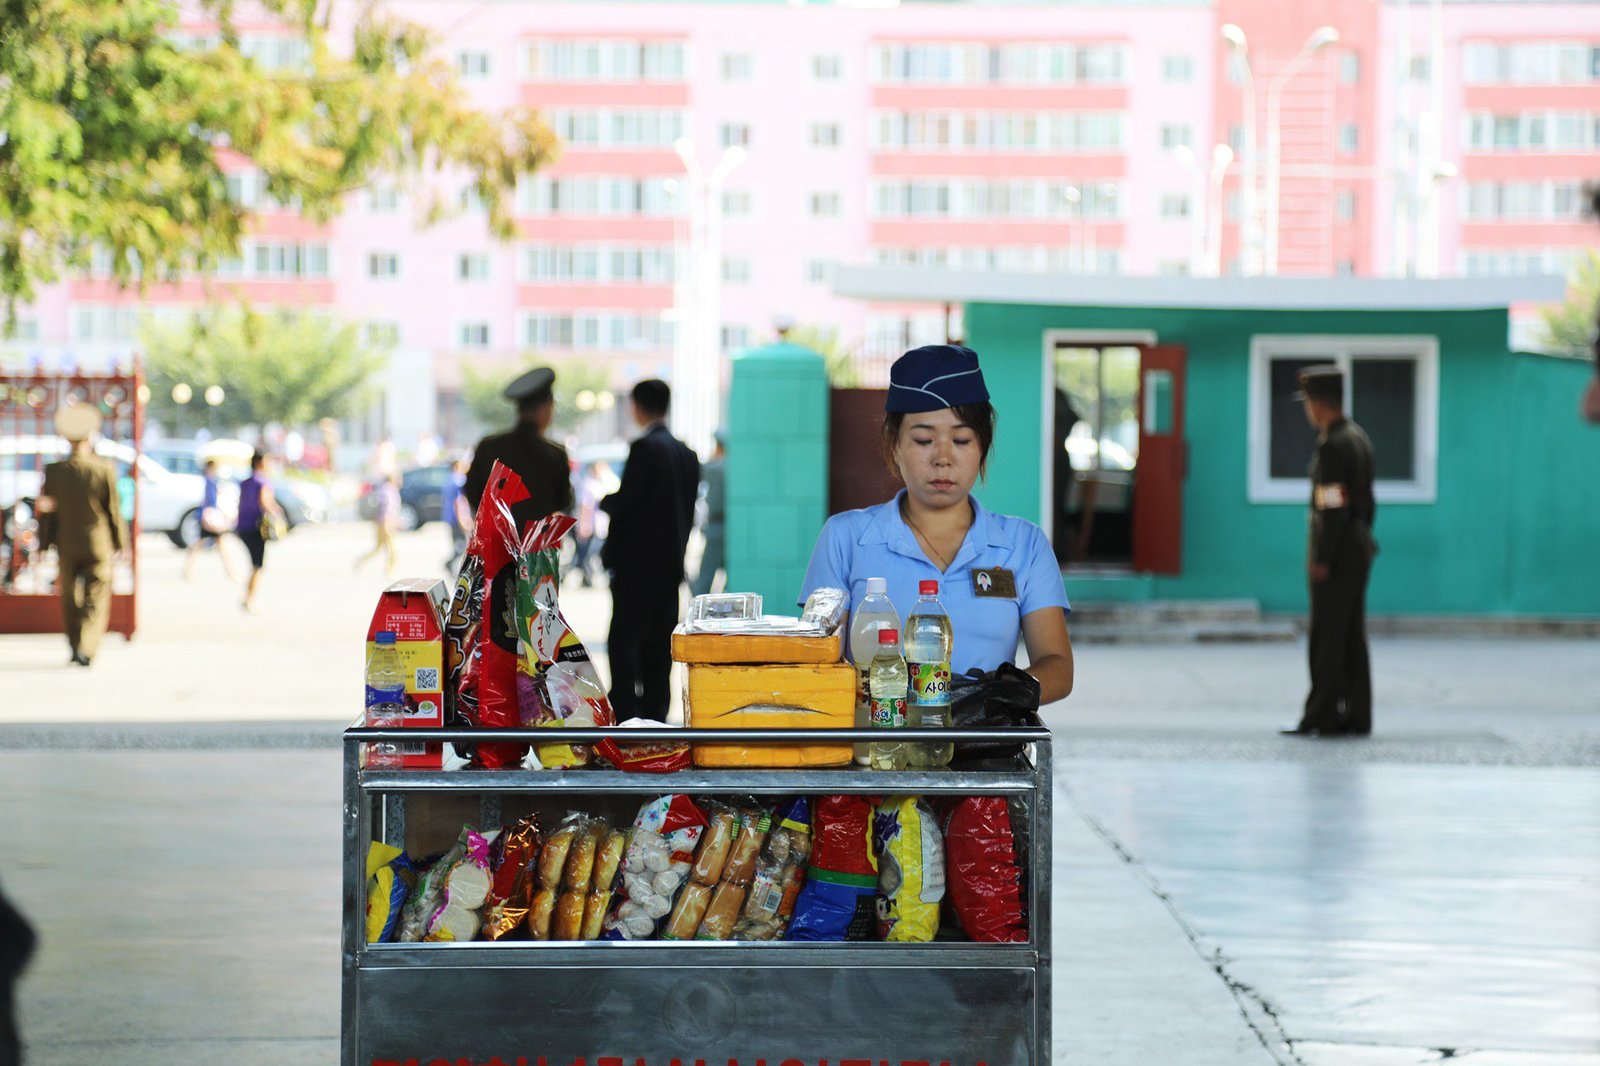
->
[[724, 341, 830, 615]]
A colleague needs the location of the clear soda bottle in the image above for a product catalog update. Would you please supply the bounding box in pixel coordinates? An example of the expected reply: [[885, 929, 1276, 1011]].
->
[[867, 627, 908, 771], [848, 577, 901, 766], [364, 630, 407, 769], [903, 579, 954, 768]]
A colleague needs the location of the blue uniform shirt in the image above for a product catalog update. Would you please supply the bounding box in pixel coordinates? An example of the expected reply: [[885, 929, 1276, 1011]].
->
[[798, 489, 1070, 676]]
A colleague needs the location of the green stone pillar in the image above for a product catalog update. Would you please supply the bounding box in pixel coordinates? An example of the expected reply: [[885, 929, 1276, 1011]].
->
[[725, 341, 829, 615]]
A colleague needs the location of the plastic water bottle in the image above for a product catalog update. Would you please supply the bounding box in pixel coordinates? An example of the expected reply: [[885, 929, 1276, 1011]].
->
[[903, 579, 954, 768], [848, 577, 901, 766], [364, 630, 407, 769], [867, 627, 908, 771]]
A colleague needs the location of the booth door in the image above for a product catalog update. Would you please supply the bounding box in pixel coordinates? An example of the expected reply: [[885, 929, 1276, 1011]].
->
[[1132, 345, 1186, 575]]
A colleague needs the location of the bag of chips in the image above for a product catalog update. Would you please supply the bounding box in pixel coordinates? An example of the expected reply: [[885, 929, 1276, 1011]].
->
[[482, 815, 544, 941], [943, 795, 1028, 943], [875, 797, 945, 943], [364, 842, 416, 944], [468, 462, 533, 769], [594, 719, 692, 774], [786, 796, 879, 942], [500, 511, 616, 768]]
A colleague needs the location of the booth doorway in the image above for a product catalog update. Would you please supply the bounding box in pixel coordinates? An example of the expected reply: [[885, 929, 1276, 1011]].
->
[[1050, 340, 1186, 575]]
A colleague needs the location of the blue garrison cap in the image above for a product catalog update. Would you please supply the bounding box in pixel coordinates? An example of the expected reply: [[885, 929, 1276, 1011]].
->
[[886, 344, 991, 413]]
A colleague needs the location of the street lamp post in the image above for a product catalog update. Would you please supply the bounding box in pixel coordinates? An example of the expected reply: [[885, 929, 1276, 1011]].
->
[[672, 137, 746, 458], [204, 385, 224, 436], [1221, 24, 1262, 276], [171, 382, 192, 437], [1061, 185, 1082, 273], [1263, 26, 1340, 275], [1170, 146, 1209, 275], [1205, 144, 1235, 277]]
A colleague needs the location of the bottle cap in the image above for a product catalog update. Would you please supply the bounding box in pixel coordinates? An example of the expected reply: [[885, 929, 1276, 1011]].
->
[[866, 577, 887, 594], [919, 579, 939, 596], [376, 631, 397, 646], [877, 628, 897, 645]]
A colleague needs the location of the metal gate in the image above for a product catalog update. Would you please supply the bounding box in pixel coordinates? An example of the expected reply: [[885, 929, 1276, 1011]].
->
[[0, 365, 144, 638]]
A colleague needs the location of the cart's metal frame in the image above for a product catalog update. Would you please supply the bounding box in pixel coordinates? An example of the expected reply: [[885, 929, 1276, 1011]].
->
[[342, 724, 1052, 1066]]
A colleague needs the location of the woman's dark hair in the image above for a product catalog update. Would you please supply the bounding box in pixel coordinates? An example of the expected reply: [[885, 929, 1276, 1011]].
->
[[880, 401, 996, 480]]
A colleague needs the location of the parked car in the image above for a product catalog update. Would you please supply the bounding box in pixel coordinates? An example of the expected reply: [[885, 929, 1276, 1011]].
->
[[0, 436, 236, 548], [359, 464, 452, 531]]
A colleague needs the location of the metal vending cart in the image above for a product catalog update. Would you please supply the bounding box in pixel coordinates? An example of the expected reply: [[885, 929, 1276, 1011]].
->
[[342, 723, 1053, 1066]]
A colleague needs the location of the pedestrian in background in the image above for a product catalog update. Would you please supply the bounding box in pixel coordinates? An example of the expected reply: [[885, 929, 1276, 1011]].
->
[[464, 366, 572, 519], [601, 380, 700, 722], [1283, 365, 1377, 738], [0, 880, 35, 1066], [691, 430, 726, 598], [568, 460, 617, 588], [355, 472, 400, 578], [36, 403, 125, 667], [182, 458, 239, 583], [235, 450, 286, 615], [441, 456, 471, 573]]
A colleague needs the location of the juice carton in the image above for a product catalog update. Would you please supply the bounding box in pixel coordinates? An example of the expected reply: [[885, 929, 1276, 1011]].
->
[[366, 578, 449, 769]]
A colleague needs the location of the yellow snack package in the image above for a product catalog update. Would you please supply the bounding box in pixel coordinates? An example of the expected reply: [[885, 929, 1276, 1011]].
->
[[874, 796, 946, 943], [365, 842, 415, 944]]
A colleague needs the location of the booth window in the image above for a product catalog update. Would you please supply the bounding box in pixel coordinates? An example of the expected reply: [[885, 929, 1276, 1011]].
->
[[1248, 335, 1438, 504]]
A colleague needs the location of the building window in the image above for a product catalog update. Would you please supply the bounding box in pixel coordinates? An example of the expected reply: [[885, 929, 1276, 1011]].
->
[[806, 259, 833, 284], [1248, 335, 1438, 504], [458, 254, 490, 282], [812, 54, 842, 80], [546, 108, 687, 149], [1337, 191, 1357, 221], [721, 257, 751, 284], [1338, 123, 1360, 154], [519, 244, 675, 284], [810, 191, 842, 218], [1159, 123, 1192, 150], [367, 253, 400, 280], [1335, 259, 1356, 277], [720, 123, 751, 148], [521, 311, 675, 350], [368, 186, 401, 213], [721, 324, 751, 351], [1159, 194, 1190, 219], [870, 42, 1124, 86], [872, 109, 1125, 153], [720, 53, 753, 81], [1339, 52, 1360, 85], [1228, 124, 1246, 153], [457, 50, 491, 79], [810, 122, 841, 148], [366, 322, 401, 348], [523, 40, 688, 83], [1156, 259, 1190, 276], [517, 175, 679, 217], [721, 189, 753, 218], [1162, 55, 1194, 83], [459, 322, 491, 350]]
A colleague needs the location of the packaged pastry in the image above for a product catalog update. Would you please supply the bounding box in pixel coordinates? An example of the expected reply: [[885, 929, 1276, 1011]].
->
[[592, 830, 626, 893], [527, 888, 556, 940], [397, 832, 468, 943], [554, 889, 585, 940], [694, 879, 747, 941], [581, 890, 611, 940], [604, 795, 709, 942], [690, 804, 739, 886], [662, 882, 713, 940], [594, 718, 692, 774], [425, 827, 501, 942], [733, 799, 813, 942], [482, 815, 543, 941], [564, 821, 607, 892], [875, 797, 945, 943], [720, 805, 770, 887], [538, 821, 579, 890]]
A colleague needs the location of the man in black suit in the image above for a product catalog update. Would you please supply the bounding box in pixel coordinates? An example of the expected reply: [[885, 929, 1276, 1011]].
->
[[601, 380, 701, 721]]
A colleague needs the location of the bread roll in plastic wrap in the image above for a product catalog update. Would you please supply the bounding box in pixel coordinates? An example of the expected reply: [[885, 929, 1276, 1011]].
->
[[694, 879, 747, 941], [662, 882, 712, 940], [564, 824, 604, 892], [554, 890, 585, 940], [527, 888, 556, 940], [720, 808, 769, 887], [592, 830, 626, 893], [690, 807, 738, 886], [581, 890, 612, 940], [538, 825, 577, 890]]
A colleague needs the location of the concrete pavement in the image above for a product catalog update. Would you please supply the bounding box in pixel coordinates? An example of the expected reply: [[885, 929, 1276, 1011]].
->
[[1, 521, 1596, 1065]]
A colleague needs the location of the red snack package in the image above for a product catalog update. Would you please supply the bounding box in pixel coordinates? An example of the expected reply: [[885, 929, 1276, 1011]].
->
[[595, 719, 692, 774], [471, 461, 532, 768], [943, 796, 1027, 943], [786, 795, 879, 942]]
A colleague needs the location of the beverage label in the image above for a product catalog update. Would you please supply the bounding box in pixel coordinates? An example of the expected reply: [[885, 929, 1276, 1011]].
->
[[364, 683, 405, 711], [869, 695, 907, 729], [908, 661, 952, 706]]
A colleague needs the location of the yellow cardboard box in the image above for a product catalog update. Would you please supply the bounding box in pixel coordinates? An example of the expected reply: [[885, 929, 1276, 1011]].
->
[[684, 663, 856, 767]]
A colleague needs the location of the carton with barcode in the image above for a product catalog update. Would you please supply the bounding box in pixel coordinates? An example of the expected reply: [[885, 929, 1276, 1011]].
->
[[366, 578, 449, 769]]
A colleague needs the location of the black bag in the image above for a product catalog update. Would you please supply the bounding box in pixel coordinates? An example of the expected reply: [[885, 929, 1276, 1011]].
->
[[948, 663, 1043, 764]]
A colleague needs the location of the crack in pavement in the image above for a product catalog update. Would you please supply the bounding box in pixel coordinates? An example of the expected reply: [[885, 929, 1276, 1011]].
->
[[1061, 781, 1305, 1066]]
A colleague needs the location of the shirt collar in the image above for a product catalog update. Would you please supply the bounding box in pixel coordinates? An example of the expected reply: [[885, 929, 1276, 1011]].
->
[[860, 489, 1007, 568]]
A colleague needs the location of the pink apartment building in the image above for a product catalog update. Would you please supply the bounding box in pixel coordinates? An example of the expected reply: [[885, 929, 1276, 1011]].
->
[[9, 0, 1598, 456]]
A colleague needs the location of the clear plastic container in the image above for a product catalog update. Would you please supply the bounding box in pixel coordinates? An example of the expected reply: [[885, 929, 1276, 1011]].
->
[[848, 577, 901, 766], [903, 580, 953, 768], [688, 592, 763, 624], [868, 627, 908, 771], [364, 630, 406, 769]]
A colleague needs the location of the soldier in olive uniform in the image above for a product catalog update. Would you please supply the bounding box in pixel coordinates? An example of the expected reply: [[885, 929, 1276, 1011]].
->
[[464, 366, 573, 521], [37, 404, 127, 667], [1283, 365, 1377, 737]]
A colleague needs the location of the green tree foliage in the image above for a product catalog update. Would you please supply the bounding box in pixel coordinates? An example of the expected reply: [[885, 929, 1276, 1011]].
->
[[1537, 250, 1600, 357], [0, 0, 558, 321], [783, 325, 858, 387], [142, 306, 387, 430], [460, 359, 616, 438]]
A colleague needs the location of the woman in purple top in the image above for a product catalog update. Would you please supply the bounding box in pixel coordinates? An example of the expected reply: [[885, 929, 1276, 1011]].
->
[[235, 450, 285, 613]]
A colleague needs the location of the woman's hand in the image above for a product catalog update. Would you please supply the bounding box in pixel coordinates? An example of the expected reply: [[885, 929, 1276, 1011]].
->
[[1021, 607, 1074, 705]]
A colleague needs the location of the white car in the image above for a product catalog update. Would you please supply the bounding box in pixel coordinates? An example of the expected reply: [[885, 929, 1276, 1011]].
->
[[0, 436, 237, 547]]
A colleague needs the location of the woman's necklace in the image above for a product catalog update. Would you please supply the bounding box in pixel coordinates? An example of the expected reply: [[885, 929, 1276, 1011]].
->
[[900, 499, 968, 572]]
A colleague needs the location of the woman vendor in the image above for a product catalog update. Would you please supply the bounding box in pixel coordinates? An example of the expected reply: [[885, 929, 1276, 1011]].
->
[[798, 344, 1074, 703]]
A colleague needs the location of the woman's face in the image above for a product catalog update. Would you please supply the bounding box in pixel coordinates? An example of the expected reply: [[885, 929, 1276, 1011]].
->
[[893, 407, 982, 510]]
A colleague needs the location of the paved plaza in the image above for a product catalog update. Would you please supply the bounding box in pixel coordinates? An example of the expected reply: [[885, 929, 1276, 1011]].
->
[[1, 522, 1597, 1065]]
